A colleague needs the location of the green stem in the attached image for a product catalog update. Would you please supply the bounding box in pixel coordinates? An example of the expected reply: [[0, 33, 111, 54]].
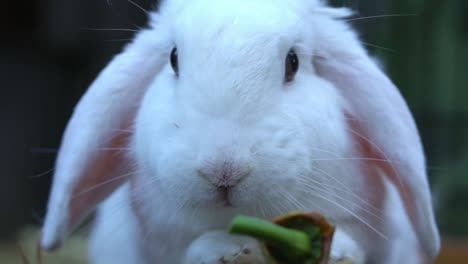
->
[[229, 215, 311, 260]]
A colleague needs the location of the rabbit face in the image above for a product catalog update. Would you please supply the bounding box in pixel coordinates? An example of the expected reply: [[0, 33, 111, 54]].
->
[[132, 0, 360, 224]]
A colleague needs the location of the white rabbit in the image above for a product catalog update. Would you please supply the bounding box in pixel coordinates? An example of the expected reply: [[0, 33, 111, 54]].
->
[[41, 0, 440, 263]]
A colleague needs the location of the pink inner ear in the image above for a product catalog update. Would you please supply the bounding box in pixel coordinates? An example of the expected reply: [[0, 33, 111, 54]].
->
[[42, 25, 172, 250], [347, 114, 420, 238], [345, 114, 387, 223], [68, 131, 131, 229]]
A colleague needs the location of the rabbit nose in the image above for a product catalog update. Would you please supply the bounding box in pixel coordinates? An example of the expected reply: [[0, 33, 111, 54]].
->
[[197, 159, 251, 189]]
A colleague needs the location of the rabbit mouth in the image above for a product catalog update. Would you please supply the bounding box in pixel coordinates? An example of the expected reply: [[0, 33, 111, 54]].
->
[[217, 186, 233, 207]]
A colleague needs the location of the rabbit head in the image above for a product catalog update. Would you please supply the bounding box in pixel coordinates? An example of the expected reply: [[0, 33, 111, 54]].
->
[[41, 0, 440, 260]]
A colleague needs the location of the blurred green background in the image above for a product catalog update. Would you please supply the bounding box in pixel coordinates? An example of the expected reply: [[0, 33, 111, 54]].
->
[[0, 0, 467, 261], [351, 0, 468, 238], [382, 0, 468, 238]]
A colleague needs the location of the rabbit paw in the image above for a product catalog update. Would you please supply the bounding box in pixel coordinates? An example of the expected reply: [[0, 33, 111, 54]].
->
[[184, 231, 267, 264], [329, 229, 365, 264]]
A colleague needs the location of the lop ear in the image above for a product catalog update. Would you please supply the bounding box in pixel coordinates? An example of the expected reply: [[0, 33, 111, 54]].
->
[[313, 15, 440, 258], [41, 28, 170, 250]]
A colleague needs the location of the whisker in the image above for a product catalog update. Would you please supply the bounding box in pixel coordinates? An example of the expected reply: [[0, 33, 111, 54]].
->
[[256, 202, 267, 219], [298, 179, 384, 221], [259, 188, 287, 217], [30, 168, 54, 179], [81, 27, 139, 32], [127, 0, 150, 15], [72, 171, 137, 198], [347, 14, 417, 22], [361, 42, 396, 53], [89, 175, 159, 238], [311, 157, 402, 164], [142, 214, 157, 246], [307, 186, 388, 240], [309, 147, 341, 157], [297, 176, 363, 207], [103, 38, 135, 42], [346, 127, 407, 196], [253, 192, 275, 218], [272, 197, 290, 216], [308, 167, 381, 213], [98, 197, 146, 250], [280, 191, 305, 210], [87, 170, 154, 248]]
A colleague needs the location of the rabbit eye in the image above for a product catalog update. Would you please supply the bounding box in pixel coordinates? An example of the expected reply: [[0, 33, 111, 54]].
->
[[170, 47, 179, 76], [285, 49, 299, 82]]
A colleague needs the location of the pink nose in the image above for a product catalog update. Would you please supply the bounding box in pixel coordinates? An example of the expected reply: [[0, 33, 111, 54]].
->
[[197, 159, 251, 188]]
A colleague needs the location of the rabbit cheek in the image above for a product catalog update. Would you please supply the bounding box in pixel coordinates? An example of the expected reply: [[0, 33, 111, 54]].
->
[[233, 118, 312, 212]]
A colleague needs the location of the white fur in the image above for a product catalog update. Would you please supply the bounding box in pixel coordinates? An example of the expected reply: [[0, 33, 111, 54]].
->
[[89, 185, 145, 264], [42, 0, 440, 263], [41, 24, 172, 249]]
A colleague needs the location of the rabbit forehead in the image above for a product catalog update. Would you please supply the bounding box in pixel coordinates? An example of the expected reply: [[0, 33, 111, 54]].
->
[[171, 0, 316, 19], [171, 0, 309, 43], [169, 0, 315, 81]]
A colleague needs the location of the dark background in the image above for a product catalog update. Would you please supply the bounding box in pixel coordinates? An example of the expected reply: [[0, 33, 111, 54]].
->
[[1, 0, 467, 252]]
